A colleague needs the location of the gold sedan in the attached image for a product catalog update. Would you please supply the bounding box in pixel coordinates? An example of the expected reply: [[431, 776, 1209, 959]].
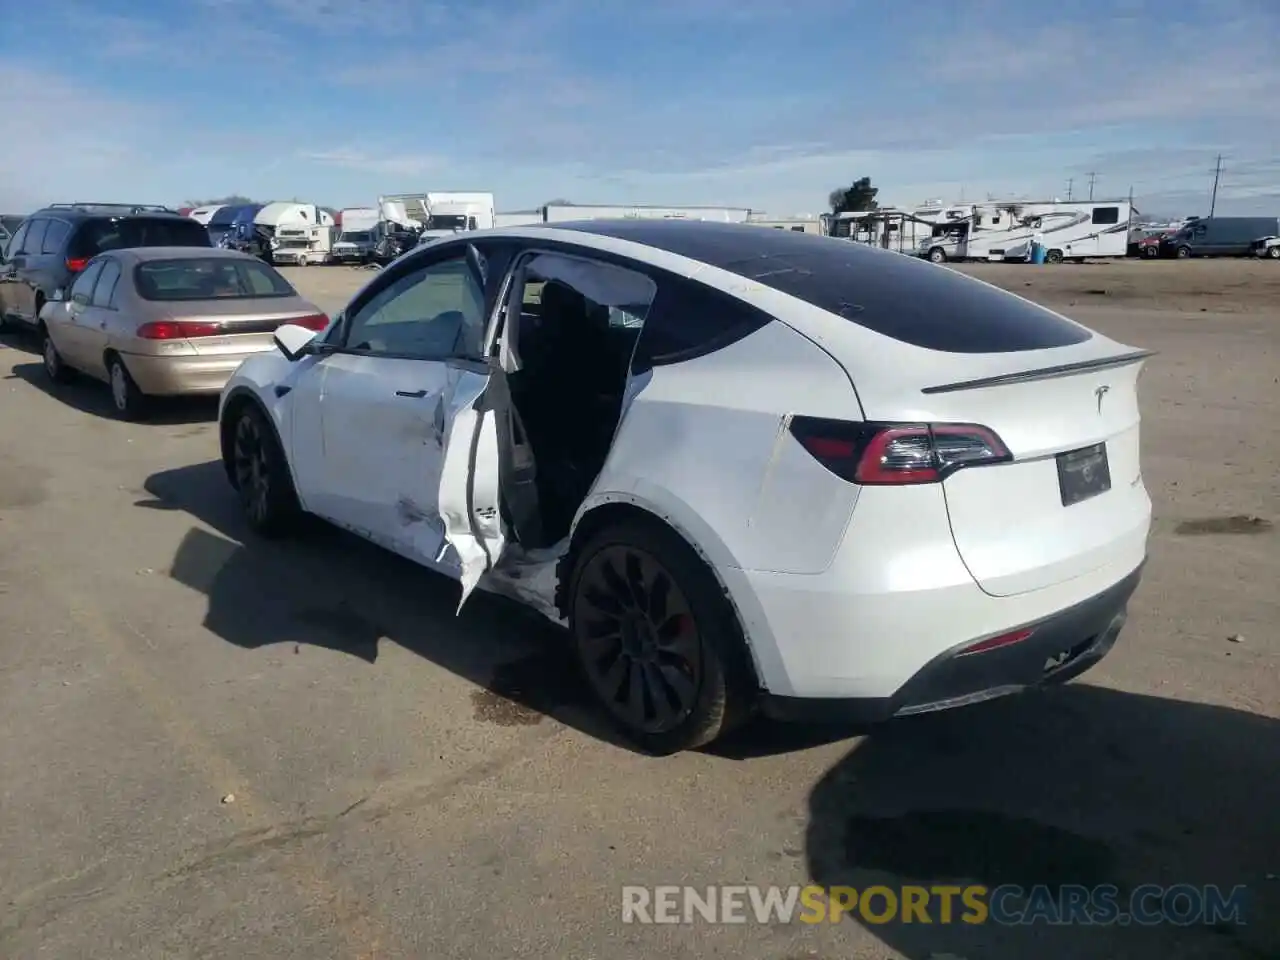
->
[[39, 246, 328, 418]]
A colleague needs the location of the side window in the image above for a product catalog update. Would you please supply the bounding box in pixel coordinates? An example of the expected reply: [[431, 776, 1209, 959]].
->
[[21, 219, 48, 255], [1091, 206, 1121, 225], [506, 252, 657, 362], [7, 222, 29, 255], [92, 261, 122, 307], [634, 276, 773, 368], [70, 261, 105, 304], [342, 256, 486, 359], [41, 219, 70, 254]]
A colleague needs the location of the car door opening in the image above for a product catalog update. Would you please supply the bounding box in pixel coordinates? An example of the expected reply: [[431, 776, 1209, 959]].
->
[[495, 253, 656, 551]]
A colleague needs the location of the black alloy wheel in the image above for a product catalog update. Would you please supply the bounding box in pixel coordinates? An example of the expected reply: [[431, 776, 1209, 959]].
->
[[233, 412, 272, 528], [568, 520, 756, 753], [230, 405, 300, 536], [574, 544, 703, 736]]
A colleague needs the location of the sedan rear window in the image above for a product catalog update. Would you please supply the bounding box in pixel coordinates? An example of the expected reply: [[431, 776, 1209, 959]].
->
[[135, 258, 296, 301], [68, 217, 212, 259]]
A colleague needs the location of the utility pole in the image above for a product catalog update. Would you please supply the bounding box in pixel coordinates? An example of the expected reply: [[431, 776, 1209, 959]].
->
[[1066, 178, 1074, 201], [1209, 154, 1223, 217], [1087, 172, 1097, 201], [1127, 185, 1134, 235]]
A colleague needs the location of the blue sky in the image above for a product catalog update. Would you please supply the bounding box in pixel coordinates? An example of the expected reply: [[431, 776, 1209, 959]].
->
[[3, 0, 1278, 216]]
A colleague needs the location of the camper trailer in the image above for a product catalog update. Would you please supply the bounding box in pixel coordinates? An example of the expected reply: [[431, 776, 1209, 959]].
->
[[918, 200, 1133, 263]]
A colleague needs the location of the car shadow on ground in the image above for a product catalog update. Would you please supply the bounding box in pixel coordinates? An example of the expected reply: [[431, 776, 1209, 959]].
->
[[806, 684, 1279, 959], [0, 328, 41, 356], [141, 459, 639, 750], [6, 362, 219, 425]]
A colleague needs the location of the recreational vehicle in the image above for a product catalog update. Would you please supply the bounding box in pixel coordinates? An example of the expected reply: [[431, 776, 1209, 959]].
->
[[918, 200, 1134, 263], [540, 203, 752, 223], [255, 202, 336, 266]]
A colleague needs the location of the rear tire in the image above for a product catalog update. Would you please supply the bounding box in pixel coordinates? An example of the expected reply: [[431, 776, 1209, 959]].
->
[[1045, 248, 1064, 264], [1267, 246, 1280, 260], [1176, 245, 1192, 259], [227, 402, 302, 537], [927, 247, 947, 264], [107, 354, 148, 420], [566, 518, 756, 754]]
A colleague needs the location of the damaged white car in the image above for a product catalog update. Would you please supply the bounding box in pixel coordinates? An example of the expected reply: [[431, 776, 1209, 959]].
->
[[218, 221, 1152, 753]]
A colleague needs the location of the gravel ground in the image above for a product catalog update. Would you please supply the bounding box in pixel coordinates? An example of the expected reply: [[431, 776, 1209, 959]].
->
[[0, 256, 1275, 960]]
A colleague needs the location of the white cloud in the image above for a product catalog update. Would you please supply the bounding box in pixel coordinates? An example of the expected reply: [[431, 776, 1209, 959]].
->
[[0, 64, 159, 211], [299, 149, 444, 178]]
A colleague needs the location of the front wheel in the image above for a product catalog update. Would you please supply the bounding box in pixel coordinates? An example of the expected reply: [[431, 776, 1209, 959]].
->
[[1176, 245, 1192, 259], [1045, 248, 1065, 264], [927, 247, 947, 264], [1267, 246, 1280, 260], [566, 519, 756, 754], [228, 403, 301, 537]]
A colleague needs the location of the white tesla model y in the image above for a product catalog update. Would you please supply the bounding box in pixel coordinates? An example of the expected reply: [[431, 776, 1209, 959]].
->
[[219, 221, 1152, 753]]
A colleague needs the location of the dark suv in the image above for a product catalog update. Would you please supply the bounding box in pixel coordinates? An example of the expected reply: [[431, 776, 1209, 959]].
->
[[0, 203, 211, 332]]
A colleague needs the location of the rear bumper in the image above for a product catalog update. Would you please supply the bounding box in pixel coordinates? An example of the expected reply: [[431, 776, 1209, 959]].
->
[[121, 351, 262, 396], [761, 561, 1143, 724]]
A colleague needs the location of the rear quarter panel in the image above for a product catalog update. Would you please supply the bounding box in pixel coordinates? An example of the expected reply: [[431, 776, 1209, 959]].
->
[[581, 319, 863, 576]]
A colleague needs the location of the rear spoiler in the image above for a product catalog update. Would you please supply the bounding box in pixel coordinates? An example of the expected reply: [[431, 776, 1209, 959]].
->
[[921, 349, 1155, 395]]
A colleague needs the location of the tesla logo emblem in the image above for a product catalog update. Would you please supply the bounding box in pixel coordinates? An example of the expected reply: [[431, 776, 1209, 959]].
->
[[1095, 385, 1111, 413]]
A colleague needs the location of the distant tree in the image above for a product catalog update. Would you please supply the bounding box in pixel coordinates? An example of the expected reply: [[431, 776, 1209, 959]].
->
[[543, 198, 573, 206], [185, 194, 257, 207], [828, 178, 879, 214]]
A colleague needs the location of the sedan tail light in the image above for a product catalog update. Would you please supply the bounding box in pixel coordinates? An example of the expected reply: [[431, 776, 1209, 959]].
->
[[137, 320, 222, 340], [789, 416, 1011, 484], [65, 258, 90, 273], [289, 313, 330, 331]]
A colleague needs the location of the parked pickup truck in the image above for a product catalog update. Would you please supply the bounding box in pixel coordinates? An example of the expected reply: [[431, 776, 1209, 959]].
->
[[1250, 235, 1280, 259]]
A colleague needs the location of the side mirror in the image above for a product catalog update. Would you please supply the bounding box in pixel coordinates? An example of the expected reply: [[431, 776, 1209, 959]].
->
[[273, 323, 318, 362]]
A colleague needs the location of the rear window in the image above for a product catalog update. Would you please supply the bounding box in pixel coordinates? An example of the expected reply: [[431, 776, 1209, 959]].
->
[[564, 221, 1093, 354], [68, 217, 211, 259], [134, 258, 296, 301], [722, 243, 1092, 353]]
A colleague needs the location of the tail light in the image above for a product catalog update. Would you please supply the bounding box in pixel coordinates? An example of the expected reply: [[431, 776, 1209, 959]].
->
[[290, 313, 330, 331], [137, 320, 222, 340], [65, 258, 89, 273], [789, 416, 1011, 484]]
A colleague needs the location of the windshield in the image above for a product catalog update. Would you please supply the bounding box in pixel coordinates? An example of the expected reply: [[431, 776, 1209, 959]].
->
[[425, 214, 468, 231], [135, 257, 296, 301], [340, 231, 372, 242]]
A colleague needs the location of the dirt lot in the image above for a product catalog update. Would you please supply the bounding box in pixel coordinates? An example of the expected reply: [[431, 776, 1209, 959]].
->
[[0, 257, 1276, 960]]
